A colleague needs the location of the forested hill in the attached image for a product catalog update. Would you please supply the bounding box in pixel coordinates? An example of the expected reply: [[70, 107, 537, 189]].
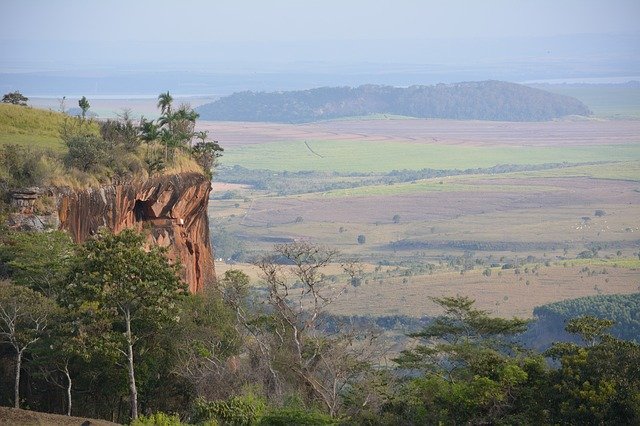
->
[[196, 81, 591, 122]]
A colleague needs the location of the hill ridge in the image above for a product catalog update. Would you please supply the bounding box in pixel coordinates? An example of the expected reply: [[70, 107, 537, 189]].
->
[[196, 80, 591, 123]]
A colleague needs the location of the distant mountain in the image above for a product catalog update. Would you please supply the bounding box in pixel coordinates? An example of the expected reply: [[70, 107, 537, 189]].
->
[[196, 81, 591, 123]]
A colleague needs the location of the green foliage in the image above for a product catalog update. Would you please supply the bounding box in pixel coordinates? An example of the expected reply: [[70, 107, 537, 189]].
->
[[0, 144, 63, 189], [2, 91, 28, 106], [546, 316, 640, 424], [0, 231, 74, 298], [64, 229, 186, 333], [192, 395, 267, 425], [63, 135, 110, 173], [259, 407, 337, 425], [130, 412, 186, 426], [196, 81, 591, 123], [391, 296, 538, 424], [534, 293, 640, 341], [78, 96, 90, 119], [191, 140, 223, 176]]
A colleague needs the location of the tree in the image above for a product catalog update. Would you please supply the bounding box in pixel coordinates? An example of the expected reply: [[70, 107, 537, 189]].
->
[[252, 243, 374, 416], [64, 229, 186, 420], [0, 282, 58, 408], [78, 96, 90, 120], [2, 91, 28, 106], [357, 234, 366, 245], [0, 231, 74, 299], [392, 296, 539, 424], [546, 316, 640, 424], [392, 214, 400, 224], [63, 135, 109, 172]]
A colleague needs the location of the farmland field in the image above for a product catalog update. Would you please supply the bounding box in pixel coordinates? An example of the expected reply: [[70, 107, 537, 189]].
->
[[206, 117, 640, 319]]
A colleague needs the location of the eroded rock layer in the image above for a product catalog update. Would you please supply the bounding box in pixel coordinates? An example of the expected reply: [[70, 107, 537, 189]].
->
[[10, 173, 215, 293]]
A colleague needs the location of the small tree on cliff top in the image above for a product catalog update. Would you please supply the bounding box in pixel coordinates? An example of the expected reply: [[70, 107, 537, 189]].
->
[[64, 229, 186, 420]]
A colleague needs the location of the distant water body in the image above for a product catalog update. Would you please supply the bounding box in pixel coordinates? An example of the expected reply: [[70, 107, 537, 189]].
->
[[522, 76, 640, 84]]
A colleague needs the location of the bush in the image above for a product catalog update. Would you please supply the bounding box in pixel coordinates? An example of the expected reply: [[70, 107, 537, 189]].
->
[[130, 412, 187, 426], [260, 407, 337, 425], [64, 135, 109, 172], [0, 144, 61, 189], [357, 235, 366, 244], [191, 395, 267, 425]]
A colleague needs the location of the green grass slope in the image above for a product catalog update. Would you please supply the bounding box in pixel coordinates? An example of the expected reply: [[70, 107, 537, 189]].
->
[[0, 104, 79, 151]]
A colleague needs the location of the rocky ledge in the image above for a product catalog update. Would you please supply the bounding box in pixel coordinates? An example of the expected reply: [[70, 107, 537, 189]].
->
[[7, 173, 215, 293]]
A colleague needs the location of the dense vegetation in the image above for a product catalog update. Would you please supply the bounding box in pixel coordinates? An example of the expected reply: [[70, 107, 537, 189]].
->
[[0, 93, 222, 194], [196, 81, 591, 123], [534, 293, 640, 342], [1, 228, 639, 424]]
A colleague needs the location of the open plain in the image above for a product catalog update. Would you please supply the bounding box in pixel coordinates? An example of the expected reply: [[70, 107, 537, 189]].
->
[[206, 117, 640, 318]]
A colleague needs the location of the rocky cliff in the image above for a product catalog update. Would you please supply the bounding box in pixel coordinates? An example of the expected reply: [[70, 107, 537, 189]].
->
[[8, 173, 215, 293]]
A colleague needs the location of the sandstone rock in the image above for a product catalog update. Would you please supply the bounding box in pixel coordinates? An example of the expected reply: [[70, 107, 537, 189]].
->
[[7, 173, 215, 293]]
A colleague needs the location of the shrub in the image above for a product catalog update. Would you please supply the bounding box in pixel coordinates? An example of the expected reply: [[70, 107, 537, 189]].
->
[[130, 412, 187, 426], [64, 135, 109, 172], [191, 395, 267, 425], [260, 407, 337, 425]]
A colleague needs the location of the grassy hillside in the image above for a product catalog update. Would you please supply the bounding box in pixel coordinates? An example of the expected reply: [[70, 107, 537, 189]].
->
[[0, 104, 97, 151]]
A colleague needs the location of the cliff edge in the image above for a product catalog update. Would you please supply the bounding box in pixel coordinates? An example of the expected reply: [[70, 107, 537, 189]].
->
[[8, 173, 215, 293]]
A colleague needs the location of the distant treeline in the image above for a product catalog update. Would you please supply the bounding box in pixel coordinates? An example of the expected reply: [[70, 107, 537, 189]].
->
[[384, 239, 564, 253], [533, 293, 640, 342], [196, 81, 591, 122], [214, 162, 605, 197]]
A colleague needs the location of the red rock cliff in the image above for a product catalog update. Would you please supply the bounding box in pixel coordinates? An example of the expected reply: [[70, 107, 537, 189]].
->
[[55, 173, 215, 293]]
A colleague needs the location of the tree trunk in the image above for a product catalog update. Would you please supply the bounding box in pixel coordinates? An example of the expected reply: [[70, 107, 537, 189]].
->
[[125, 310, 138, 420], [64, 362, 72, 416], [14, 350, 22, 409]]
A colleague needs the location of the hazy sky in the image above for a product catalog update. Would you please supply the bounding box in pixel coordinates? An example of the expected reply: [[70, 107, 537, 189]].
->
[[2, 0, 638, 43], [0, 0, 638, 93]]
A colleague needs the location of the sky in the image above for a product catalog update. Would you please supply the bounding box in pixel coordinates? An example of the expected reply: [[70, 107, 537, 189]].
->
[[2, 0, 639, 43], [0, 0, 638, 94]]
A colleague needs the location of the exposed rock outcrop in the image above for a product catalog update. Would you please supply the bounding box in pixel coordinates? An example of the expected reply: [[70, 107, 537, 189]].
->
[[7, 173, 215, 293]]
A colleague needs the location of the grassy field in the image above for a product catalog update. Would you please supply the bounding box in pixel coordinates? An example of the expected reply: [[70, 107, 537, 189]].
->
[[530, 85, 640, 119], [0, 104, 68, 150], [0, 104, 101, 151], [209, 117, 640, 318], [221, 139, 640, 173]]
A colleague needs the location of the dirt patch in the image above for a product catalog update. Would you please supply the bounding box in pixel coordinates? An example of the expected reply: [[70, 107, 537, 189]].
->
[[198, 119, 640, 148], [0, 406, 119, 426], [327, 265, 640, 319], [239, 177, 640, 226]]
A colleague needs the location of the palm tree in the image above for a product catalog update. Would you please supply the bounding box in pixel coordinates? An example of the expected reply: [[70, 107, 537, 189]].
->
[[157, 91, 173, 116], [139, 117, 159, 156]]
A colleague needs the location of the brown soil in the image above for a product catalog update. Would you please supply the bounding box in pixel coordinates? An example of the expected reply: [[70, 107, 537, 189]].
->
[[239, 177, 640, 226], [198, 118, 640, 147], [0, 406, 119, 426]]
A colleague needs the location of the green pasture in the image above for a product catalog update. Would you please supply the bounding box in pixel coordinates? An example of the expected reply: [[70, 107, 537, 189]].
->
[[220, 139, 640, 173], [313, 178, 560, 198], [511, 161, 640, 182], [535, 85, 640, 119]]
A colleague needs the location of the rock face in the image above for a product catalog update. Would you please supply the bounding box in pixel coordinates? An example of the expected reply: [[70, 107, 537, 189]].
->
[[8, 173, 215, 293]]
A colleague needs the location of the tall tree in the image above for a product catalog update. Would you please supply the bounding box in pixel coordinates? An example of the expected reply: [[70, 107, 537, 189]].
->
[[392, 296, 540, 424], [63, 229, 186, 420], [0, 282, 58, 408], [78, 96, 90, 120]]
